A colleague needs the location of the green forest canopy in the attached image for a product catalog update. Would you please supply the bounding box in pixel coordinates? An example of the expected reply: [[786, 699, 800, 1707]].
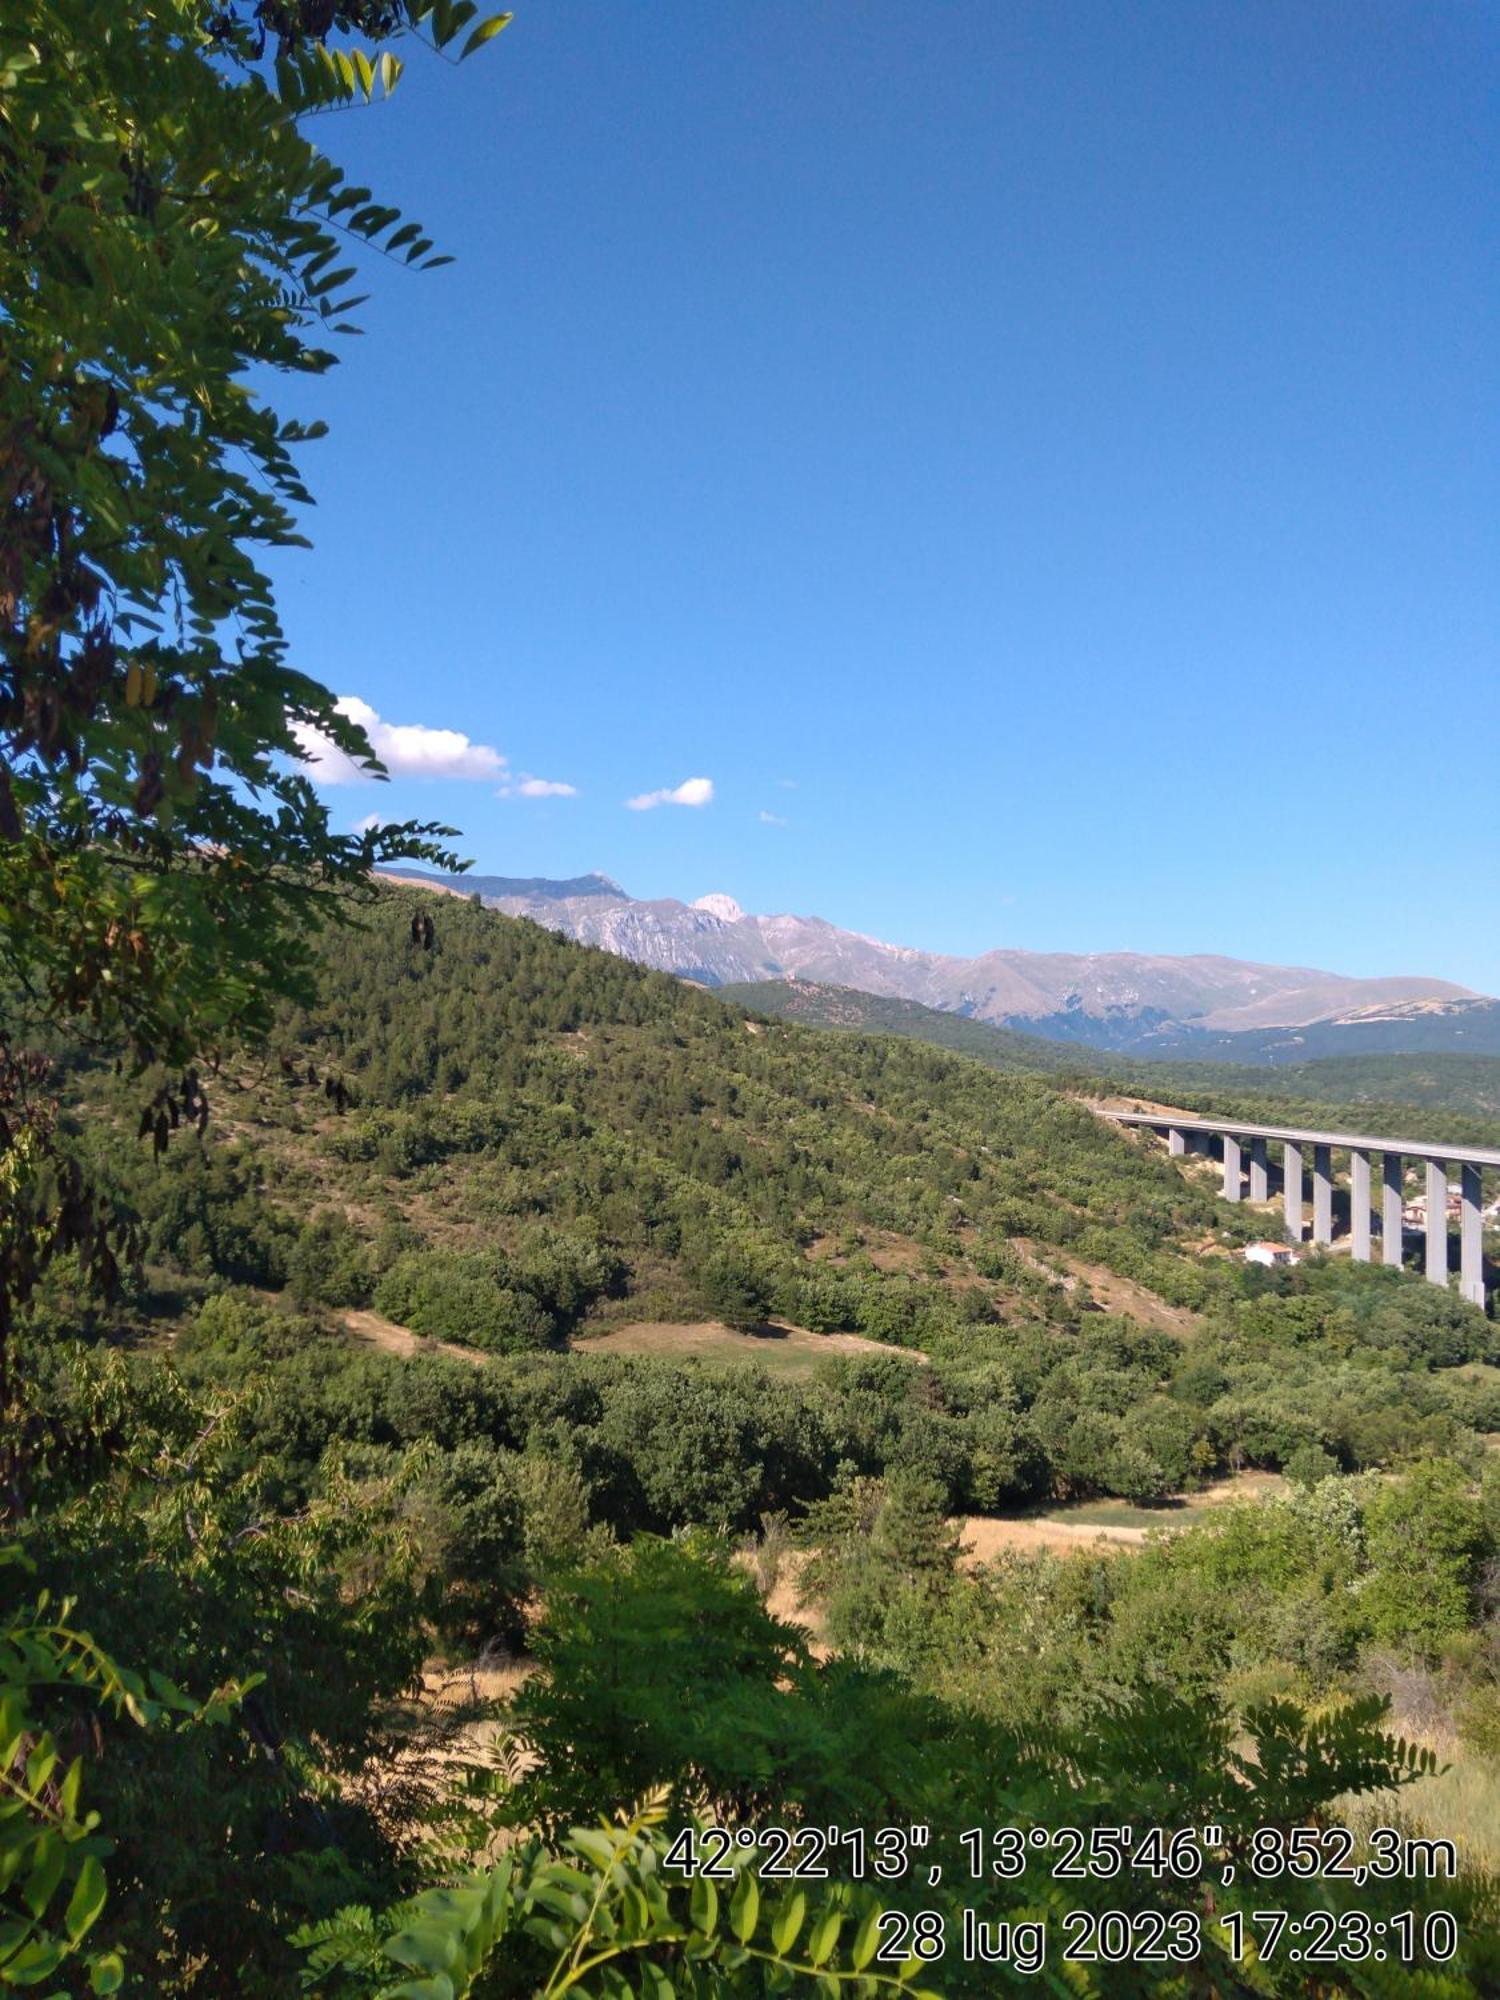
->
[[16, 886, 1500, 1992]]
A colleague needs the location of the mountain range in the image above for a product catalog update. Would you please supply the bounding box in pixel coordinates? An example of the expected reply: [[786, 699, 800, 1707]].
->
[[379, 868, 1496, 1060]]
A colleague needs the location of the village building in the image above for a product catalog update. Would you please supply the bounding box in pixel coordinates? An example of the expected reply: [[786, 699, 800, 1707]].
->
[[1244, 1241, 1300, 1268]]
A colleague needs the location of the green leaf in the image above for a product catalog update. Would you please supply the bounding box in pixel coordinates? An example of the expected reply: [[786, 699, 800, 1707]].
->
[[850, 1906, 880, 1971], [729, 1868, 759, 1944], [687, 1873, 718, 1936], [64, 1854, 107, 1941], [429, 0, 458, 48], [569, 1828, 620, 1871], [460, 14, 512, 59], [769, 1889, 805, 1957], [0, 1936, 63, 1982], [383, 1919, 461, 1972], [806, 1908, 842, 1967], [23, 1834, 67, 1920], [89, 1953, 125, 1996]]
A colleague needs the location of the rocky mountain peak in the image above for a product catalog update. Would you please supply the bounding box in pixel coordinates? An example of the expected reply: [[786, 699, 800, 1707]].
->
[[376, 866, 1482, 1056]]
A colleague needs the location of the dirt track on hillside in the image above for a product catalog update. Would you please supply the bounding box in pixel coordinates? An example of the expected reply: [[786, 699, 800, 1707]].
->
[[341, 1309, 487, 1367]]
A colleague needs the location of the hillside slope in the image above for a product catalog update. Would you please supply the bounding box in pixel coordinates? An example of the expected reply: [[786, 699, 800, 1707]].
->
[[717, 978, 1109, 1075], [154, 889, 1226, 1346], [64, 884, 1496, 1522], [37, 913, 1500, 2000], [723, 979, 1500, 1146]]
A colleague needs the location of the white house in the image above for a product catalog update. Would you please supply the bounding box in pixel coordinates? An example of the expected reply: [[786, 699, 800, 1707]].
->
[[1244, 1242, 1300, 1268]]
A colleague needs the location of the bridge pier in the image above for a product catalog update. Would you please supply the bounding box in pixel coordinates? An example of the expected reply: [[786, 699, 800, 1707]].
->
[[1425, 1160, 1448, 1287], [1284, 1140, 1304, 1242], [1116, 1113, 1494, 1308], [1351, 1149, 1371, 1262], [1382, 1153, 1404, 1266], [1461, 1165, 1484, 1307], [1312, 1144, 1334, 1245]]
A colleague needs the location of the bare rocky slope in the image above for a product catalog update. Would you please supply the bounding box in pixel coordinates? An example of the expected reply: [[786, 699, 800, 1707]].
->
[[378, 868, 1483, 1055]]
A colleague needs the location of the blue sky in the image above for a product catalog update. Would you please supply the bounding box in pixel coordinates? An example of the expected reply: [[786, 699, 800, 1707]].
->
[[274, 0, 1498, 989]]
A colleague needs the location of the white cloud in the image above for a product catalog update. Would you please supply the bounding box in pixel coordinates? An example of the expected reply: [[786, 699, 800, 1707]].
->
[[352, 812, 382, 834], [500, 774, 578, 799], [626, 775, 715, 812], [758, 810, 788, 826], [294, 695, 506, 784], [776, 777, 797, 790]]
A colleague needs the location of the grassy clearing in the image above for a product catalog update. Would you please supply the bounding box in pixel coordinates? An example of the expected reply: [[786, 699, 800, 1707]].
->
[[1343, 1739, 1500, 1878], [1054, 1498, 1212, 1530], [955, 1473, 1290, 1559], [337, 1310, 927, 1379], [570, 1318, 927, 1376], [1050, 1475, 1287, 1531]]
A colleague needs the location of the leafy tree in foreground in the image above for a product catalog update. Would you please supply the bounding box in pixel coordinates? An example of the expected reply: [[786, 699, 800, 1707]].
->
[[0, 0, 512, 1069], [297, 1537, 1497, 1997], [0, 0, 508, 1038], [296, 1797, 940, 2000], [0, 1545, 253, 1993], [0, 0, 507, 1453], [2, 0, 507, 1984]]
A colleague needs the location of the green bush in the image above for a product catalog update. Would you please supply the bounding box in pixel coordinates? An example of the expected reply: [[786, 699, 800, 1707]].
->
[[373, 1250, 558, 1352], [285, 1209, 374, 1309]]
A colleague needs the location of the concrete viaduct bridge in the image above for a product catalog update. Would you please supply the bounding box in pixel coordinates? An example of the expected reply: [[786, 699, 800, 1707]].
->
[[1108, 1111, 1499, 1309]]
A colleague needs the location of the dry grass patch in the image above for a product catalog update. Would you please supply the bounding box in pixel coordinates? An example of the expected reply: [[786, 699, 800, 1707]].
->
[[956, 1514, 1150, 1560], [572, 1318, 927, 1374], [804, 1230, 929, 1274], [1342, 1729, 1500, 1879], [954, 1473, 1287, 1564], [1052, 1252, 1203, 1337]]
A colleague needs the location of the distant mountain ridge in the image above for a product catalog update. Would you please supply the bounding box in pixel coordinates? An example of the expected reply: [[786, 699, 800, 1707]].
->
[[427, 871, 625, 903], [722, 982, 1500, 1132], [379, 868, 1486, 1057]]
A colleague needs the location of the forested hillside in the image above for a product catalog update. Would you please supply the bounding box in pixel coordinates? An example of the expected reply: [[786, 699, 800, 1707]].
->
[[717, 978, 1106, 1074], [61, 886, 1500, 1501], [19, 887, 1500, 1993], [73, 890, 1212, 1355], [726, 977, 1500, 1146]]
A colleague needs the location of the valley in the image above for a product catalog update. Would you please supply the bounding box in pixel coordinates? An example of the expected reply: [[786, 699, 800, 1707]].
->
[[18, 884, 1500, 1994]]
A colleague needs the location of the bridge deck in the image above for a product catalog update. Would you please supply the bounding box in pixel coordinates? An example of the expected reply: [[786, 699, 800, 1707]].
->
[[1107, 1110, 1500, 1170]]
